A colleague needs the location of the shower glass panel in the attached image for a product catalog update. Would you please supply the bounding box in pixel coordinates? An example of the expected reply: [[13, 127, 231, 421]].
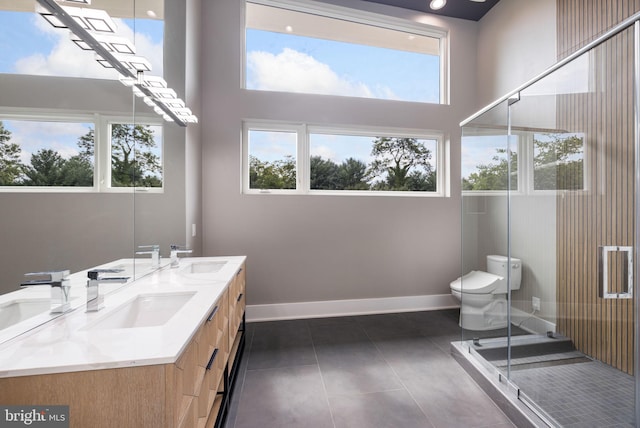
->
[[461, 21, 639, 427], [460, 99, 510, 345]]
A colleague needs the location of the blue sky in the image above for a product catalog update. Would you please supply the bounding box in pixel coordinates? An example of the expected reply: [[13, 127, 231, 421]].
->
[[0, 10, 163, 164], [246, 29, 440, 103]]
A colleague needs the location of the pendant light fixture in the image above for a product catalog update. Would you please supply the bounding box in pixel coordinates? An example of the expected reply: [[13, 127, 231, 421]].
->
[[35, 0, 197, 126]]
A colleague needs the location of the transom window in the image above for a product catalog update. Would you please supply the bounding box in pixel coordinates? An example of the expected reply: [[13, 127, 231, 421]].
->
[[0, 6, 164, 79], [243, 121, 446, 196], [244, 0, 447, 103]]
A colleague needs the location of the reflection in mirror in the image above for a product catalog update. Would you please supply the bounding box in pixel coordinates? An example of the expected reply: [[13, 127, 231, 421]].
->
[[0, 0, 171, 341]]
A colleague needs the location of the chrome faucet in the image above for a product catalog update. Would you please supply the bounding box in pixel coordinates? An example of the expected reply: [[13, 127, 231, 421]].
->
[[136, 244, 161, 267], [86, 269, 129, 312], [20, 270, 71, 314], [170, 244, 192, 268]]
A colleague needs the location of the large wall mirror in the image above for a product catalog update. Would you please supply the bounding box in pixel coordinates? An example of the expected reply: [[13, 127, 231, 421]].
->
[[0, 0, 190, 338]]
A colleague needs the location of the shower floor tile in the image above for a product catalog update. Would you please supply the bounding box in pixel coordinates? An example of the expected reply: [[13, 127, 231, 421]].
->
[[508, 350, 635, 427]]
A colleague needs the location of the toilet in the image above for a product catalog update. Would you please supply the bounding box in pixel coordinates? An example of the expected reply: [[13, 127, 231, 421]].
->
[[450, 255, 522, 331]]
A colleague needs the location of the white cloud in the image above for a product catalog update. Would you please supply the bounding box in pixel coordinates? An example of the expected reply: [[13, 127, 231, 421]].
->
[[15, 15, 162, 79], [247, 48, 373, 98], [7, 120, 89, 164], [310, 145, 337, 162]]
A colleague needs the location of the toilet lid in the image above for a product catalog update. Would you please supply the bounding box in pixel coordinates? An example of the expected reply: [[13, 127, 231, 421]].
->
[[450, 270, 502, 294]]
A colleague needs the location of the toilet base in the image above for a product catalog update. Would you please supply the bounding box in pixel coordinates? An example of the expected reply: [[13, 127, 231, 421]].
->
[[458, 295, 509, 331]]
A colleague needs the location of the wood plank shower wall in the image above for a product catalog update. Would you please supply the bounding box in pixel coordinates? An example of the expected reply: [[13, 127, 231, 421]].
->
[[556, 0, 640, 374]]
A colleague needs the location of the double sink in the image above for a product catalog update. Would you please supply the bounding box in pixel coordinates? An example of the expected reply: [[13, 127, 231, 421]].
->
[[0, 258, 232, 344]]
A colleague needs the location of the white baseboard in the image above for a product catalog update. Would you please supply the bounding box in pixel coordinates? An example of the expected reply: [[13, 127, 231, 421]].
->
[[246, 294, 459, 323], [510, 307, 556, 335]]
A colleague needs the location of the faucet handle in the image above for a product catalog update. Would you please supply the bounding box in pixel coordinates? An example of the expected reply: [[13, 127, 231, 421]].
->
[[170, 244, 191, 252], [136, 244, 160, 254], [87, 268, 125, 280], [23, 270, 70, 284]]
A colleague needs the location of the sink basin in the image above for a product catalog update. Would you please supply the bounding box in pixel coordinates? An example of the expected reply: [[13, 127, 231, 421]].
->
[[185, 261, 227, 274], [85, 292, 196, 330], [0, 298, 51, 330]]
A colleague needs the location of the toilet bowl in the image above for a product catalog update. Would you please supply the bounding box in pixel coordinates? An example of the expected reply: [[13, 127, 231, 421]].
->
[[450, 255, 522, 331]]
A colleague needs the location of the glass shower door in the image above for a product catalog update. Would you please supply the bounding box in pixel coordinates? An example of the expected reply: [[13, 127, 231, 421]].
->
[[505, 25, 637, 426]]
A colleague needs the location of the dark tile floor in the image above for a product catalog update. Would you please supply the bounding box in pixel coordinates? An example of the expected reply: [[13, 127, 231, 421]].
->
[[223, 309, 515, 428]]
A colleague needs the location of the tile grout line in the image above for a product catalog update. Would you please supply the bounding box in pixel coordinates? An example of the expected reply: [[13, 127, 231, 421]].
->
[[306, 320, 338, 428], [356, 314, 438, 428]]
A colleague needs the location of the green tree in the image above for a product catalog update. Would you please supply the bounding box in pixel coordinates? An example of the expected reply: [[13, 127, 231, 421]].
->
[[60, 155, 94, 186], [22, 149, 66, 186], [249, 155, 296, 189], [77, 128, 95, 161], [310, 156, 370, 190], [337, 158, 369, 190], [368, 137, 435, 191], [110, 124, 162, 187], [462, 148, 517, 191], [533, 134, 583, 190], [0, 121, 23, 185], [310, 156, 341, 190]]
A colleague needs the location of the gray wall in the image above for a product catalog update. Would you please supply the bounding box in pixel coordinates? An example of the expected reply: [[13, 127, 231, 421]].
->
[[200, 0, 480, 306], [464, 0, 559, 321]]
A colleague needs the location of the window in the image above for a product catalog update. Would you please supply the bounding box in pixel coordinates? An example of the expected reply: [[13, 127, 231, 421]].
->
[[0, 112, 163, 192], [532, 132, 584, 191], [248, 128, 297, 190], [244, 0, 446, 103], [462, 134, 517, 192], [462, 131, 585, 194], [109, 122, 163, 188], [0, 7, 164, 79], [244, 121, 445, 196]]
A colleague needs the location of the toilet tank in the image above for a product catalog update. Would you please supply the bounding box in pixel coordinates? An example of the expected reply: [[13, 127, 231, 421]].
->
[[486, 255, 522, 293]]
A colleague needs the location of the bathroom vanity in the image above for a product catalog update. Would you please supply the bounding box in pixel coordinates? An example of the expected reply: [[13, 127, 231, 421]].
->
[[0, 256, 246, 428]]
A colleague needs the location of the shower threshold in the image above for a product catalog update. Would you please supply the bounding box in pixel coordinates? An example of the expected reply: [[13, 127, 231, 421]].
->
[[453, 334, 635, 427]]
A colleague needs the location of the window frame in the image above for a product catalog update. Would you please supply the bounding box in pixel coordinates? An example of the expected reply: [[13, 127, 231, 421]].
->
[[243, 120, 448, 197], [0, 108, 164, 193], [461, 130, 588, 196], [242, 0, 450, 105]]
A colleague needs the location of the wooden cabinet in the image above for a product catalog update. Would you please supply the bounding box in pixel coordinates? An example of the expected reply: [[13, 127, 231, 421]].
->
[[228, 263, 246, 379], [169, 289, 229, 428], [229, 264, 246, 353], [0, 262, 247, 428]]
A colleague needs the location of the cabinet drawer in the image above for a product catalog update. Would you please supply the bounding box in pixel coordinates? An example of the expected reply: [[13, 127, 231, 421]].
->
[[229, 264, 246, 347], [200, 292, 229, 369], [174, 290, 231, 428]]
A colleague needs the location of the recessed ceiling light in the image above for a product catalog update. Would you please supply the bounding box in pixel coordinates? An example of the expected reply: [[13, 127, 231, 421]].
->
[[430, 0, 446, 10], [285, 25, 293, 32], [146, 10, 157, 18]]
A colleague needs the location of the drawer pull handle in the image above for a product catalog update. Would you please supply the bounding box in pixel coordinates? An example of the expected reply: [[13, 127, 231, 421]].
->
[[206, 348, 219, 370], [237, 268, 243, 276], [207, 305, 219, 322], [237, 293, 244, 303]]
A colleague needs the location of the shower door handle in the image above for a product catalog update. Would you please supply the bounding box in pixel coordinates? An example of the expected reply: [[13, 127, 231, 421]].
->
[[598, 246, 633, 299]]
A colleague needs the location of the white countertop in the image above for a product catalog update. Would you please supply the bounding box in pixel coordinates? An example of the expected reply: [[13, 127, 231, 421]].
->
[[0, 256, 246, 378]]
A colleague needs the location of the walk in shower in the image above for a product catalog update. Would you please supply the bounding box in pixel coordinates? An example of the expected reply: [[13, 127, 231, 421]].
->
[[456, 12, 640, 428]]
